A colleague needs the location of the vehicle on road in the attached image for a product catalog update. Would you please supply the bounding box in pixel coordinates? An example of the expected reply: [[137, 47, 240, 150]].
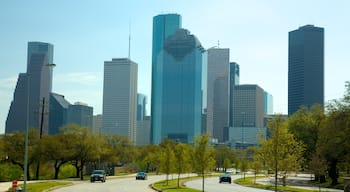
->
[[90, 170, 106, 182], [219, 173, 231, 184], [136, 172, 147, 180]]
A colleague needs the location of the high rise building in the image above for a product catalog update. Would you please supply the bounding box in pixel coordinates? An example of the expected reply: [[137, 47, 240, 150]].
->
[[229, 62, 239, 127], [288, 25, 324, 115], [230, 84, 266, 148], [6, 42, 54, 134], [264, 91, 273, 115], [233, 85, 265, 128], [206, 48, 230, 142], [137, 93, 147, 121], [92, 114, 102, 134], [102, 58, 138, 143], [151, 24, 207, 144], [67, 102, 93, 129], [49, 93, 70, 134]]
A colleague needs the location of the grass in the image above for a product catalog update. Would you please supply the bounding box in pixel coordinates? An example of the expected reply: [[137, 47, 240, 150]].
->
[[235, 176, 328, 192], [14, 181, 72, 192], [153, 176, 202, 192]]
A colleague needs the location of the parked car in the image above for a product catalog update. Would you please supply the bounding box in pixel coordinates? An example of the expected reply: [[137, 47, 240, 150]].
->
[[136, 172, 147, 180], [90, 170, 106, 182], [219, 173, 231, 184]]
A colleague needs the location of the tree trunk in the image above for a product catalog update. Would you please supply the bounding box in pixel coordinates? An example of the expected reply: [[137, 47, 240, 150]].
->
[[329, 160, 339, 185], [80, 160, 84, 180], [202, 173, 205, 192]]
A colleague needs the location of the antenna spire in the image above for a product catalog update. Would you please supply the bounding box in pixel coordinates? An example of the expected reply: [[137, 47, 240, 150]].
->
[[128, 22, 131, 59]]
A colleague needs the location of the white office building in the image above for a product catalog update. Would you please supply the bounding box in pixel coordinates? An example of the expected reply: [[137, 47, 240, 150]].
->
[[102, 58, 138, 143]]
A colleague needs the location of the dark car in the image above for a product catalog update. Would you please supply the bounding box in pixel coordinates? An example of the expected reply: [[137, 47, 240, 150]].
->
[[90, 170, 106, 182], [136, 172, 147, 180], [219, 173, 231, 183]]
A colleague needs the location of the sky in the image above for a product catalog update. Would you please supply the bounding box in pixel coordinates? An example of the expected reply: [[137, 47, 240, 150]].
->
[[1, 0, 349, 134]]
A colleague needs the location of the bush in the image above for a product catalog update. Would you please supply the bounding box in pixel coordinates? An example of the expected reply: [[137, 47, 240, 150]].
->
[[0, 162, 22, 181]]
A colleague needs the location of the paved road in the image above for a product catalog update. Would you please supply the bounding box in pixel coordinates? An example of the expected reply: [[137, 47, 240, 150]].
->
[[51, 175, 164, 192], [186, 175, 272, 192]]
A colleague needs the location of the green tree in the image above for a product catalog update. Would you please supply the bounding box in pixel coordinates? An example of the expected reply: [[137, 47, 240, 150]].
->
[[174, 143, 191, 188], [259, 115, 305, 190], [192, 134, 215, 192], [214, 145, 236, 172], [288, 104, 325, 170], [159, 145, 175, 185]]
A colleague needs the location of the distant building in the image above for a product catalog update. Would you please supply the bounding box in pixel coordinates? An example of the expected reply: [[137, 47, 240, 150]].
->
[[264, 91, 273, 115], [230, 84, 266, 148], [6, 42, 54, 134], [102, 58, 138, 143], [92, 114, 102, 134], [137, 93, 147, 121], [229, 62, 239, 128], [136, 116, 151, 146], [151, 16, 207, 144], [49, 93, 70, 134], [206, 48, 230, 142], [67, 102, 93, 129], [288, 25, 324, 115]]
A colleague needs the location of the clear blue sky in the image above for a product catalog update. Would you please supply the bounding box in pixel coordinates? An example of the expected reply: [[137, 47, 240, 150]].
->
[[1, 0, 349, 134]]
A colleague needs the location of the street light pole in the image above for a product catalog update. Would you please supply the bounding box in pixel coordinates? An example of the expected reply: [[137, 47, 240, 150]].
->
[[24, 74, 30, 192]]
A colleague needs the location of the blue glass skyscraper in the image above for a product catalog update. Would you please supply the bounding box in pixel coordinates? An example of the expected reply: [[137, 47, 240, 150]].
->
[[151, 15, 207, 144]]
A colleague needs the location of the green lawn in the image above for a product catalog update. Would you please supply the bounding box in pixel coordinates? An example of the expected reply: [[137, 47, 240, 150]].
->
[[234, 176, 327, 192], [153, 176, 201, 192], [15, 181, 72, 192]]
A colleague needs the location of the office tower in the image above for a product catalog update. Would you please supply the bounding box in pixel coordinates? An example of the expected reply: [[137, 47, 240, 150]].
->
[[229, 62, 239, 127], [151, 25, 207, 144], [136, 116, 151, 146], [288, 25, 324, 115], [137, 93, 147, 121], [206, 48, 230, 143], [49, 93, 70, 134], [67, 102, 93, 129], [103, 58, 138, 143], [264, 91, 273, 115], [6, 42, 54, 134], [233, 85, 265, 128], [92, 114, 102, 134], [230, 84, 266, 148]]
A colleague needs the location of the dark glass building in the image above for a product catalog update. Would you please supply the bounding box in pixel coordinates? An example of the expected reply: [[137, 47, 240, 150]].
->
[[49, 93, 70, 134], [6, 42, 54, 134], [288, 25, 324, 115], [151, 22, 207, 144]]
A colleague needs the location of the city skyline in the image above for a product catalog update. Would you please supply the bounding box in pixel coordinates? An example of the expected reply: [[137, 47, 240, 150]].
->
[[1, 1, 350, 134]]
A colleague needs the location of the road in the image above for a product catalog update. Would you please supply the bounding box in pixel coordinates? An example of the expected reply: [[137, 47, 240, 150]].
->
[[185, 175, 271, 192], [51, 175, 165, 192]]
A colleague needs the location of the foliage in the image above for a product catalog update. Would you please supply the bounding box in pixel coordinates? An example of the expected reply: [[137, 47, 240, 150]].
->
[[0, 162, 22, 181], [159, 143, 176, 185], [256, 115, 305, 187], [174, 143, 191, 188], [192, 134, 215, 192], [214, 145, 236, 172]]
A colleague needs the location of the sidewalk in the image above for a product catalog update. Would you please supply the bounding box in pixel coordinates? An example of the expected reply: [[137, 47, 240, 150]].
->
[[255, 174, 343, 192]]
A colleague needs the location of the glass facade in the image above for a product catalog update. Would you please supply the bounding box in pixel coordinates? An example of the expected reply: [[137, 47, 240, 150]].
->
[[151, 27, 206, 144], [288, 25, 324, 115], [6, 42, 54, 134]]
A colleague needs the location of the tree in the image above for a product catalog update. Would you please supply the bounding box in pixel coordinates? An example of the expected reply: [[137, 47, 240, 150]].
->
[[192, 134, 215, 192], [288, 104, 325, 170], [214, 145, 236, 172], [258, 115, 305, 190], [174, 143, 191, 188], [159, 144, 175, 185]]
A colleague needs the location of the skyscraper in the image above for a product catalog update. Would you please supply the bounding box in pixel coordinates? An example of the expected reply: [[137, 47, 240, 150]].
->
[[288, 25, 324, 115], [67, 102, 93, 130], [102, 58, 138, 143], [6, 42, 54, 134], [229, 62, 239, 127], [151, 24, 207, 144], [49, 93, 70, 134], [137, 93, 147, 121], [206, 48, 230, 142]]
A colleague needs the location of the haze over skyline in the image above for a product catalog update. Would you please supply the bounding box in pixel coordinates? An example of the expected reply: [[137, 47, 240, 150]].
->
[[1, 0, 349, 134]]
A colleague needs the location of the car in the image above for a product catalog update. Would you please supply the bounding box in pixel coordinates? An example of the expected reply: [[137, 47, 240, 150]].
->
[[90, 170, 106, 182], [219, 173, 231, 184], [136, 172, 147, 180]]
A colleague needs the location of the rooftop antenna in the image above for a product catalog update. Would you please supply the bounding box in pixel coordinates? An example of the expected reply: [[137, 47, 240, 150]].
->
[[217, 40, 220, 48], [128, 21, 131, 60]]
